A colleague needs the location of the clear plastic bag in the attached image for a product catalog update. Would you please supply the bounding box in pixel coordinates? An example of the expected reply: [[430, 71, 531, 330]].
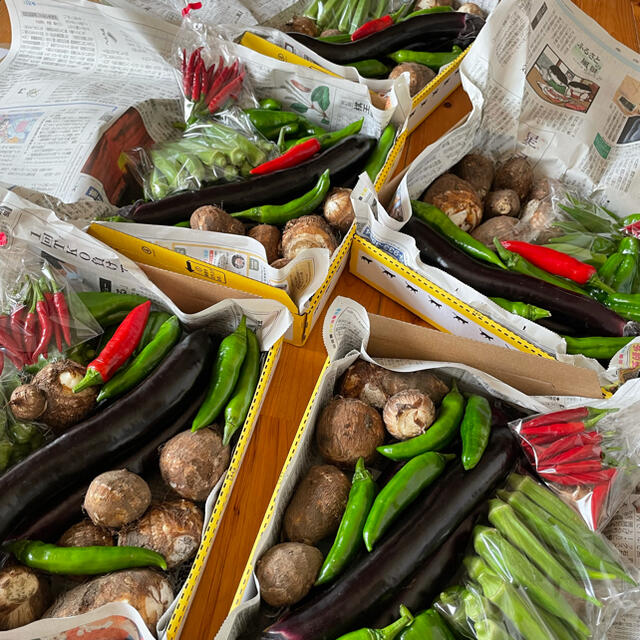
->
[[435, 471, 639, 640], [509, 405, 640, 532], [0, 251, 102, 375]]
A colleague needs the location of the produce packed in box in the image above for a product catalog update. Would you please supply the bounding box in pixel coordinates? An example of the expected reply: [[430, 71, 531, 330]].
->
[[354, 0, 640, 363], [219, 297, 640, 639], [0, 199, 287, 639]]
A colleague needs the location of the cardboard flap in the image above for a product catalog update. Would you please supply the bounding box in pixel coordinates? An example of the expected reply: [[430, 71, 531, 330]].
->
[[367, 314, 602, 399]]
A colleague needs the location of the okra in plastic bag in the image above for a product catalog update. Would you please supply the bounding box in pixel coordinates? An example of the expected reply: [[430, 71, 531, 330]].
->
[[509, 405, 640, 531]]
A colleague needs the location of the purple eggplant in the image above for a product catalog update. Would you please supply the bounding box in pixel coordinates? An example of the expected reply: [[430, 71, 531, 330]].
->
[[405, 217, 639, 338], [289, 12, 485, 63], [262, 426, 519, 640], [0, 331, 211, 542]]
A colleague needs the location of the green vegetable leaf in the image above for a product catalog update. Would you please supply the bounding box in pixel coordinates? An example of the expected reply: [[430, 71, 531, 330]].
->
[[290, 102, 309, 113], [311, 86, 330, 111]]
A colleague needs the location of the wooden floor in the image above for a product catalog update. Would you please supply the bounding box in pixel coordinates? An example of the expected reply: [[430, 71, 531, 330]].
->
[[0, 1, 639, 638]]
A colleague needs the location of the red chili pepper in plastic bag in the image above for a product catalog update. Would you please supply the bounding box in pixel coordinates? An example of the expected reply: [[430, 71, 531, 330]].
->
[[540, 467, 617, 486], [351, 15, 394, 41], [539, 458, 603, 475], [501, 240, 598, 285], [49, 278, 72, 347], [0, 314, 25, 368], [590, 481, 611, 529], [44, 292, 62, 353], [23, 294, 38, 364], [250, 138, 321, 176], [521, 407, 590, 429], [73, 300, 151, 392], [536, 431, 602, 463], [31, 282, 52, 361], [544, 443, 602, 466], [522, 421, 586, 440]]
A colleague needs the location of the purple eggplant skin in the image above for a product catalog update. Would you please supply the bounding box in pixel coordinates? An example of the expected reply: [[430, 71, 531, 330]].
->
[[8, 384, 207, 543], [289, 13, 485, 63], [405, 217, 638, 338], [370, 504, 486, 628], [119, 135, 376, 225], [0, 330, 211, 543], [261, 426, 519, 640]]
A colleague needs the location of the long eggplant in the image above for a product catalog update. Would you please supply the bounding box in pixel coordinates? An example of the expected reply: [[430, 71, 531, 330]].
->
[[370, 505, 485, 628], [289, 13, 484, 63], [262, 426, 519, 640], [405, 217, 639, 337], [0, 330, 211, 542], [9, 384, 207, 542], [119, 135, 376, 225]]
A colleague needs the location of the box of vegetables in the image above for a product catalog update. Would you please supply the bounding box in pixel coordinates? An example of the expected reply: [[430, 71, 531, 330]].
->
[[0, 207, 286, 639], [351, 0, 640, 365], [215, 296, 640, 639]]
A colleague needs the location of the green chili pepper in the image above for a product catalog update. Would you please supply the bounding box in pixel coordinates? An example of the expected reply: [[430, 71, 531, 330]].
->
[[192, 317, 248, 431], [365, 123, 396, 184], [285, 119, 364, 151], [413, 202, 507, 269], [316, 457, 377, 585], [612, 236, 639, 293], [245, 109, 304, 140], [399, 609, 454, 640], [230, 169, 330, 224], [318, 32, 352, 42], [378, 381, 465, 460], [623, 213, 640, 226], [259, 98, 282, 110], [174, 220, 191, 227], [401, 5, 453, 20], [3, 540, 167, 574], [460, 395, 491, 471], [96, 316, 181, 402], [489, 297, 550, 321], [75, 292, 149, 329], [473, 525, 591, 637], [363, 451, 454, 551], [493, 241, 588, 295], [346, 59, 391, 77], [488, 498, 600, 607], [223, 326, 260, 446], [388, 46, 463, 70], [336, 605, 414, 640], [598, 252, 624, 287], [464, 556, 554, 640], [473, 619, 512, 640], [562, 335, 633, 359], [134, 311, 172, 356]]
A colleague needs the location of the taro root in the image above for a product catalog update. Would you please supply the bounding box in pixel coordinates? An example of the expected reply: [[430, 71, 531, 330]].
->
[[284, 16, 318, 37], [458, 2, 485, 16], [248, 224, 281, 264], [323, 187, 355, 234], [44, 569, 172, 632], [59, 519, 114, 547], [256, 542, 323, 607], [159, 428, 230, 502], [383, 389, 436, 440], [493, 156, 533, 201], [283, 464, 351, 545], [471, 217, 519, 247], [84, 469, 151, 529], [190, 205, 245, 235], [316, 397, 385, 468], [389, 63, 436, 97], [414, 0, 455, 9], [18, 360, 98, 431], [339, 360, 449, 409], [0, 566, 50, 631], [453, 153, 495, 200], [270, 257, 292, 269], [281, 215, 338, 260], [529, 177, 552, 201], [515, 198, 562, 244], [118, 499, 204, 568], [9, 385, 46, 422], [484, 189, 521, 219], [422, 173, 483, 231]]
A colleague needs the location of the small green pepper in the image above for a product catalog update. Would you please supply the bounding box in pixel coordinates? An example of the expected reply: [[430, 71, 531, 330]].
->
[[75, 292, 149, 329], [562, 335, 633, 359], [365, 123, 396, 184], [388, 46, 463, 70], [174, 220, 191, 227], [622, 213, 640, 226], [612, 236, 639, 293], [284, 119, 364, 151], [317, 32, 352, 42], [223, 326, 261, 446], [192, 317, 248, 431], [598, 252, 624, 287], [378, 381, 465, 460], [336, 605, 414, 640], [363, 451, 454, 551], [134, 311, 172, 356], [316, 457, 377, 585], [460, 395, 491, 471], [398, 609, 454, 640], [489, 297, 550, 321], [259, 98, 282, 110], [3, 540, 167, 574], [230, 169, 331, 224], [401, 5, 453, 20], [346, 59, 390, 78], [244, 109, 304, 140]]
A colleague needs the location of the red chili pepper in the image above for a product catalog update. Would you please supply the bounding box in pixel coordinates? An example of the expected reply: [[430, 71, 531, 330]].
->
[[590, 480, 612, 529], [0, 315, 24, 369], [208, 72, 245, 113], [501, 241, 598, 285], [49, 278, 72, 347], [31, 282, 52, 361], [351, 14, 393, 41], [23, 291, 39, 364], [536, 431, 602, 462], [184, 48, 201, 99], [250, 138, 322, 176], [73, 301, 151, 392], [522, 420, 586, 440], [522, 407, 590, 429], [181, 48, 187, 93], [544, 443, 602, 466], [0, 350, 4, 376], [539, 458, 603, 476], [45, 292, 63, 353], [540, 467, 617, 486]]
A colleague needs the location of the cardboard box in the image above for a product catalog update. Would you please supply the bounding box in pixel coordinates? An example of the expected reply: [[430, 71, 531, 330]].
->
[[87, 223, 354, 346], [218, 302, 601, 639]]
